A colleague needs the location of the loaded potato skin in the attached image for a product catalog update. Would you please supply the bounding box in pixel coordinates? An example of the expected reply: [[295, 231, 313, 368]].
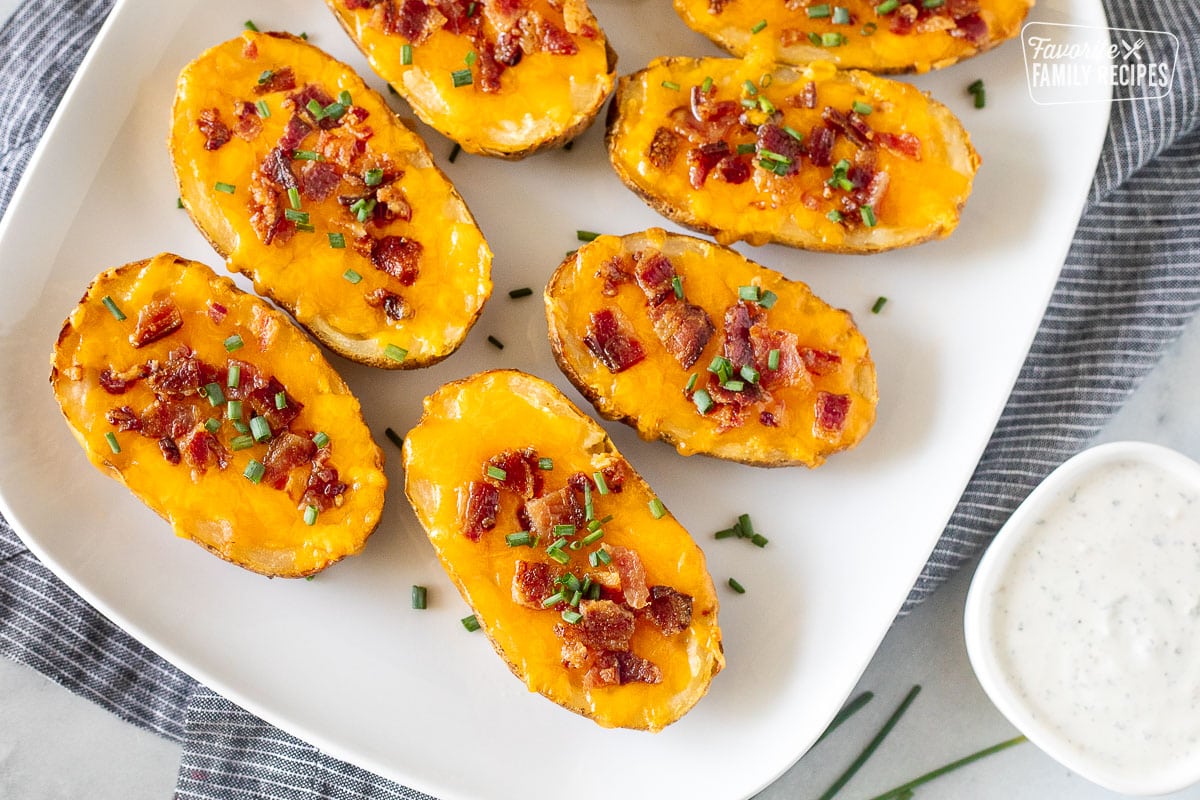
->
[[171, 31, 492, 369], [50, 253, 387, 578], [546, 229, 877, 467], [403, 370, 724, 730]]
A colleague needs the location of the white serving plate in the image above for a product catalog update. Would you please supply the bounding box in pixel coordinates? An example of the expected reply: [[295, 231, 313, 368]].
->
[[0, 1, 1109, 798]]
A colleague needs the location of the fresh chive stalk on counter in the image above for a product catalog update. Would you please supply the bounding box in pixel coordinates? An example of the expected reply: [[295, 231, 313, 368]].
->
[[816, 685, 921, 800]]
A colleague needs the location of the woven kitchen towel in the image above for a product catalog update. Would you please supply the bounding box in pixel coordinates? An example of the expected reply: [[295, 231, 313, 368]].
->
[[1, 0, 1198, 797]]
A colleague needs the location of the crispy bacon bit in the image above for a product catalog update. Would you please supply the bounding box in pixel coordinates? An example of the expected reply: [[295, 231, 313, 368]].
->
[[687, 140, 730, 189], [801, 347, 843, 376], [158, 437, 182, 466], [393, 0, 446, 44], [890, 2, 918, 34], [375, 182, 413, 222], [179, 427, 229, 473], [807, 124, 835, 167], [297, 160, 340, 201], [647, 127, 681, 171], [242, 38, 259, 60], [645, 586, 693, 635], [635, 252, 715, 368], [208, 302, 228, 324], [752, 325, 803, 390], [197, 108, 232, 151], [146, 347, 214, 397], [532, 17, 577, 55], [484, 448, 543, 499], [852, 167, 890, 214], [814, 391, 850, 434], [140, 400, 199, 439], [475, 40, 504, 94], [254, 66, 296, 95], [513, 561, 562, 609], [302, 457, 348, 511], [523, 486, 584, 539], [597, 254, 633, 297], [461, 480, 500, 541], [130, 299, 183, 348], [585, 651, 662, 688], [876, 131, 922, 160], [261, 146, 298, 189], [601, 460, 626, 493], [717, 155, 751, 184], [98, 364, 148, 395], [760, 410, 779, 427], [371, 235, 422, 285], [495, 28, 523, 66], [584, 309, 646, 374], [723, 302, 758, 370], [707, 0, 732, 12], [279, 114, 313, 152], [436, 0, 476, 34], [365, 288, 409, 321], [578, 599, 635, 652], [603, 545, 649, 610], [233, 101, 262, 141], [757, 125, 805, 177], [250, 305, 282, 352], [261, 431, 317, 489], [952, 12, 988, 44], [823, 107, 872, 149], [801, 80, 818, 110], [106, 406, 142, 431], [291, 84, 340, 130]]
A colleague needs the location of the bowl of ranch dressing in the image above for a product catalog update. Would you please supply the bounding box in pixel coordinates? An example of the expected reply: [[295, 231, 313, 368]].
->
[[965, 441, 1200, 795]]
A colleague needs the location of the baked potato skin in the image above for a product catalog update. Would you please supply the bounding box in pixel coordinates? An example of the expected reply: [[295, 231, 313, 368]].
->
[[50, 253, 387, 578], [674, 0, 1033, 74], [545, 230, 877, 467], [170, 31, 492, 369], [606, 57, 980, 252], [403, 370, 724, 731], [323, 0, 617, 159]]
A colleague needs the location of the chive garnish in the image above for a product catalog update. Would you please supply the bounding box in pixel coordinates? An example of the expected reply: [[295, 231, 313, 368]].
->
[[738, 285, 761, 302], [450, 68, 472, 87], [384, 344, 407, 363], [750, 18, 767, 33], [250, 416, 271, 442], [538, 457, 553, 470], [448, 143, 462, 163], [203, 382, 226, 407], [969, 79, 987, 108], [649, 498, 666, 519], [693, 388, 713, 414], [662, 80, 681, 91], [364, 168, 384, 186], [863, 736, 1027, 800], [561, 609, 582, 624], [722, 380, 746, 392], [226, 399, 243, 421], [701, 76, 714, 93], [760, 289, 778, 309], [256, 99, 270, 118], [822, 31, 845, 46], [176, 197, 184, 209], [872, 296, 888, 313], [728, 577, 746, 594], [465, 51, 477, 68], [861, 21, 878, 35], [569, 540, 583, 551], [852, 101, 874, 115], [284, 208, 310, 224], [759, 72, 773, 88], [807, 4, 831, 18], [286, 187, 301, 210], [384, 427, 403, 450], [306, 99, 323, 118], [506, 531, 534, 547], [292, 149, 322, 161], [467, 1, 477, 16], [338, 90, 352, 106], [552, 525, 574, 539], [486, 465, 508, 481], [596, 548, 612, 565], [295, 223, 315, 234], [827, 209, 844, 223], [714, 528, 738, 540], [815, 691, 875, 745], [232, 420, 250, 434], [569, 590, 582, 606], [224, 334, 244, 352], [303, 505, 318, 526], [751, 533, 769, 547], [808, 31, 823, 46], [922, 0, 945, 7], [968, 78, 985, 94], [257, 69, 274, 85], [671, 275, 684, 299], [508, 287, 533, 299], [861, 205, 878, 227], [685, 373, 698, 393], [461, 614, 481, 632], [104, 431, 120, 454], [593, 472, 609, 495], [783, 125, 804, 141], [742, 79, 757, 97], [588, 550, 601, 567], [768, 349, 781, 371], [101, 295, 126, 321], [815, 685, 923, 800], [547, 549, 570, 565], [401, 43, 413, 65], [412, 585, 428, 609], [244, 459, 266, 484], [230, 435, 255, 451], [741, 365, 760, 384], [576, 230, 600, 242], [737, 143, 756, 155], [583, 483, 593, 520], [312, 431, 330, 448], [338, 269, 360, 286], [274, 391, 287, 410], [214, 181, 236, 194], [487, 335, 504, 350], [204, 418, 221, 434], [832, 5, 851, 24], [876, 0, 899, 12], [244, 19, 259, 31]]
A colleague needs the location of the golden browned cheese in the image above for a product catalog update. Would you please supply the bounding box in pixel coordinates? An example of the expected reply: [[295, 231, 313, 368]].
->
[[170, 31, 492, 369], [403, 370, 724, 730], [674, 0, 1033, 73], [49, 254, 387, 578], [607, 57, 980, 252], [546, 230, 876, 467], [324, 0, 616, 158]]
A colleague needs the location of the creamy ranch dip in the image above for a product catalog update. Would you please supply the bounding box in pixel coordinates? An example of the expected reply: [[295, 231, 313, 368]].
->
[[990, 457, 1200, 778]]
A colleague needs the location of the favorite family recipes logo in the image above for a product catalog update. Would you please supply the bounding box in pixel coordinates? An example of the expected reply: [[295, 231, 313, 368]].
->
[[1021, 22, 1179, 105]]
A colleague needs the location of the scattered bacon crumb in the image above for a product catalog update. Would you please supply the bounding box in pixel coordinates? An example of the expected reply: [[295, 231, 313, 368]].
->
[[523, 485, 584, 539], [814, 391, 851, 435], [254, 66, 296, 96], [584, 309, 646, 374], [130, 299, 183, 348], [645, 586, 693, 635], [512, 561, 562, 609], [197, 108, 232, 151], [461, 480, 500, 541], [602, 544, 649, 610], [578, 599, 635, 652], [484, 448, 543, 499]]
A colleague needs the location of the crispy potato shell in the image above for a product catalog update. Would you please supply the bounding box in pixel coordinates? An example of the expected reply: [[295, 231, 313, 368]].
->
[[324, 0, 617, 158], [170, 31, 492, 369], [606, 56, 980, 252], [674, 0, 1034, 73], [49, 253, 387, 577], [546, 229, 877, 467], [403, 369, 724, 730]]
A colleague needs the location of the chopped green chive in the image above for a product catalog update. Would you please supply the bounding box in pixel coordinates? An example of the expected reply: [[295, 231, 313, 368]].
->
[[816, 686, 922, 800], [101, 295, 126, 321], [204, 418, 221, 434], [448, 143, 462, 163], [752, 533, 769, 548], [569, 589, 582, 606], [451, 68, 473, 88], [581, 530, 604, 546], [693, 388, 714, 414], [738, 285, 761, 302], [808, 31, 823, 46], [649, 498, 666, 519], [596, 548, 612, 565], [861, 205, 878, 227], [593, 472, 609, 495], [232, 420, 250, 434], [312, 431, 330, 448], [299, 31, 308, 40], [751, 18, 767, 33], [872, 296, 888, 313], [465, 50, 477, 66], [250, 415, 271, 442], [342, 269, 362, 285], [701, 76, 714, 93], [467, 1, 477, 16], [538, 457, 553, 470], [876, 0, 899, 12], [384, 427, 403, 449], [672, 275, 684, 299], [257, 69, 274, 85], [364, 168, 384, 186], [244, 19, 259, 31], [561, 609, 582, 625], [226, 399, 243, 421], [547, 548, 570, 565], [384, 344, 407, 363], [576, 230, 600, 242], [822, 32, 845, 47], [273, 391, 287, 410], [256, 99, 271, 118], [401, 43, 413, 65], [662, 80, 681, 91], [807, 3, 831, 18], [243, 459, 266, 484], [737, 142, 757, 155], [722, 380, 746, 392], [783, 125, 804, 142], [972, 86, 986, 108], [214, 181, 236, 194], [968, 78, 985, 94], [759, 289, 778, 309], [588, 550, 601, 567], [827, 209, 844, 223], [852, 101, 874, 115], [728, 577, 746, 594], [104, 431, 120, 454], [303, 505, 318, 526], [552, 525, 574, 539], [306, 98, 323, 118], [832, 5, 851, 24], [714, 528, 738, 540], [292, 149, 322, 161], [685, 372, 698, 393], [461, 614, 481, 632], [295, 223, 315, 234], [177, 197, 184, 209], [285, 187, 301, 210], [741, 365, 760, 384], [203, 382, 226, 407], [768, 349, 781, 371], [224, 334, 244, 352], [923, 0, 945, 7], [506, 531, 534, 547], [487, 335, 504, 350], [284, 208, 310, 225], [486, 465, 508, 481], [412, 585, 427, 609], [338, 90, 352, 106], [861, 21, 878, 35], [759, 72, 773, 88], [230, 434, 255, 451], [508, 287, 533, 299]]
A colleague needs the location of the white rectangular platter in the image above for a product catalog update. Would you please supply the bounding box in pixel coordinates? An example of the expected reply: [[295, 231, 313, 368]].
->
[[0, 0, 1109, 797]]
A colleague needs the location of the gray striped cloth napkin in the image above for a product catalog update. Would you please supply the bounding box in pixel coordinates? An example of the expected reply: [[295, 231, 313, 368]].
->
[[1, 0, 1196, 797]]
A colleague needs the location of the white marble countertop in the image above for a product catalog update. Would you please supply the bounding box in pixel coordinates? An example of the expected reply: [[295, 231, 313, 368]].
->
[[5, 310, 1199, 800]]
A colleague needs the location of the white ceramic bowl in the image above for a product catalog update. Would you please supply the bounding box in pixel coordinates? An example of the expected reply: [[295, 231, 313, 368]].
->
[[965, 441, 1200, 796]]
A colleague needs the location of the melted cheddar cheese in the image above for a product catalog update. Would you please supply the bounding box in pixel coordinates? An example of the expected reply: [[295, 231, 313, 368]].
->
[[403, 370, 724, 730], [171, 32, 492, 367], [546, 230, 877, 467], [608, 56, 980, 252], [50, 254, 387, 577]]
